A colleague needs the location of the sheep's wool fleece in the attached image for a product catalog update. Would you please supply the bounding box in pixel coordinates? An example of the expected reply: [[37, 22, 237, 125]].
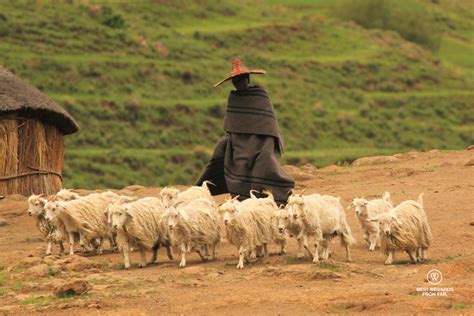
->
[[196, 86, 294, 205]]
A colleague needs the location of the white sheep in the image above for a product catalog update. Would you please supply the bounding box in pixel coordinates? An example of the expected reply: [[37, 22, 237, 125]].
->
[[27, 189, 81, 255], [166, 198, 221, 267], [108, 196, 173, 268], [159, 181, 214, 208], [27, 194, 65, 255], [219, 195, 280, 269], [249, 190, 287, 256], [286, 193, 355, 263], [44, 191, 119, 255], [368, 194, 432, 265], [348, 192, 393, 251], [276, 207, 304, 258]]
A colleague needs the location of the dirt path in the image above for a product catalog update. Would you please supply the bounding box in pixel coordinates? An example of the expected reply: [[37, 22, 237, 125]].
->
[[0, 149, 473, 315]]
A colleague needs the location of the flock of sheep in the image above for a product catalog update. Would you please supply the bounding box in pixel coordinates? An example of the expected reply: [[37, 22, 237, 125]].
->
[[27, 182, 433, 269]]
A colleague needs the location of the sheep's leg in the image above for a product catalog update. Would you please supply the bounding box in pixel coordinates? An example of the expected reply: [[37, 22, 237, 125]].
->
[[312, 241, 320, 263], [279, 239, 287, 255], [345, 244, 353, 262], [196, 248, 208, 262], [237, 245, 246, 269], [204, 244, 210, 257], [212, 243, 217, 260], [149, 244, 159, 264], [139, 248, 147, 268], [416, 248, 422, 262], [296, 238, 304, 259], [320, 239, 329, 260], [166, 244, 174, 260], [179, 243, 187, 268], [263, 243, 268, 258], [59, 242, 65, 254], [407, 250, 417, 263], [109, 236, 116, 252], [302, 235, 313, 258], [97, 237, 104, 255], [123, 243, 131, 269], [421, 248, 427, 261], [384, 250, 394, 265], [68, 233, 75, 255], [46, 241, 52, 255], [368, 233, 377, 251]]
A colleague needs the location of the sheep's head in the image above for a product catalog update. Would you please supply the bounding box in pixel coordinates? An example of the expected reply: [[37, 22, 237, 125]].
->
[[219, 197, 239, 225], [27, 194, 47, 216], [109, 205, 132, 230], [286, 194, 304, 220], [367, 213, 402, 236], [166, 206, 188, 230], [159, 187, 180, 208], [349, 198, 369, 217], [44, 201, 62, 222], [276, 208, 291, 233]]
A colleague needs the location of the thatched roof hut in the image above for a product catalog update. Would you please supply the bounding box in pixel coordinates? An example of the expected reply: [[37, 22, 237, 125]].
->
[[0, 65, 79, 196]]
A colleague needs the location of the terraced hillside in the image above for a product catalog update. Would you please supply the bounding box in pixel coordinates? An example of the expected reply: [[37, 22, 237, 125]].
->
[[0, 0, 473, 188]]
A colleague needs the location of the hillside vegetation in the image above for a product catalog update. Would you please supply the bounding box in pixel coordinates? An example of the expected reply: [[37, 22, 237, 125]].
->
[[0, 0, 473, 188]]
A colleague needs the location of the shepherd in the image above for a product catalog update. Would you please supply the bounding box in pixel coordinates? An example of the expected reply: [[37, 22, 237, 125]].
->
[[196, 58, 295, 206]]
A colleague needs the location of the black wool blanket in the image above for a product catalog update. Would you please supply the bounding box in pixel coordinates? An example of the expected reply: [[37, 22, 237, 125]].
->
[[196, 86, 294, 205]]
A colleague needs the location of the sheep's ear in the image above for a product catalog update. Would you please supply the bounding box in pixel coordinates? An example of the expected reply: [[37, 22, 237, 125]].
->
[[126, 211, 133, 219], [366, 218, 378, 223], [391, 215, 402, 225], [231, 195, 240, 201], [346, 202, 353, 210], [300, 189, 306, 195]]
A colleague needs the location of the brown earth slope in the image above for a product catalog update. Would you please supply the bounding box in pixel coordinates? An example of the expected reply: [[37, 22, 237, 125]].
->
[[0, 149, 473, 315]]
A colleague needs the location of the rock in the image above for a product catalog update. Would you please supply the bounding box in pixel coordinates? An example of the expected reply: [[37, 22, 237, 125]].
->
[[352, 156, 399, 166], [301, 163, 318, 173], [17, 257, 43, 268], [27, 264, 49, 278], [464, 159, 474, 167], [428, 149, 440, 154], [54, 280, 92, 297], [393, 153, 404, 158], [470, 222, 474, 226], [282, 165, 312, 181], [43, 255, 61, 265], [320, 164, 338, 171], [0, 217, 8, 227], [467, 145, 474, 150], [64, 256, 102, 272], [310, 271, 342, 280]]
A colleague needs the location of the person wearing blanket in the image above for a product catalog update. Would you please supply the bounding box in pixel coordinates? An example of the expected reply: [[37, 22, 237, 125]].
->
[[197, 58, 294, 206]]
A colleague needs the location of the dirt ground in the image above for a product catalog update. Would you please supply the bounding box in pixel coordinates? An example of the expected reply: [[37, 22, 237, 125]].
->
[[0, 149, 473, 315]]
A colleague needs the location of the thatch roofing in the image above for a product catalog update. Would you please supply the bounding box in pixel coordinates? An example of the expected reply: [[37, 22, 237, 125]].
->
[[0, 65, 79, 135]]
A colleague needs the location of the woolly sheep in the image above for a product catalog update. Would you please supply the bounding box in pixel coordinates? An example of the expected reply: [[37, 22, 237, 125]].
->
[[368, 194, 432, 265], [286, 193, 355, 263], [159, 181, 214, 208], [27, 194, 65, 255], [219, 194, 280, 269], [348, 192, 393, 251], [27, 189, 81, 255], [108, 196, 173, 268], [44, 191, 119, 255], [167, 198, 221, 267]]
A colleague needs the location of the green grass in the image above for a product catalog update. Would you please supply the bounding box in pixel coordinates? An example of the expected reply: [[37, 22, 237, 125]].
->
[[318, 261, 343, 272], [0, 272, 5, 286], [0, 0, 472, 189], [20, 296, 55, 306], [453, 303, 470, 310], [10, 281, 22, 292]]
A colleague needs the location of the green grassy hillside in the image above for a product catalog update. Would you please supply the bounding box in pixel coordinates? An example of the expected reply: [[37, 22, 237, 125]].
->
[[1, 0, 473, 188]]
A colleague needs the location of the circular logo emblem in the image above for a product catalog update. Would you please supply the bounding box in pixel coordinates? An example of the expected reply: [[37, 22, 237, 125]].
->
[[427, 269, 443, 285]]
